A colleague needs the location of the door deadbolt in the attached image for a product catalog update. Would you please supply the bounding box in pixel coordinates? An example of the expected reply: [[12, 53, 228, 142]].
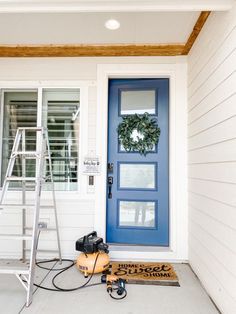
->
[[108, 176, 113, 185], [107, 163, 114, 172]]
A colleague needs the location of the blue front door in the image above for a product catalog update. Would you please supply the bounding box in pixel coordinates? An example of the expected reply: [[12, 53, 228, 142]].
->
[[106, 79, 169, 246]]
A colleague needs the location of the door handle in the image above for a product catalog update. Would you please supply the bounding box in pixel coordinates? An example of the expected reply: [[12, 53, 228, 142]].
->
[[108, 176, 113, 199], [108, 186, 112, 199]]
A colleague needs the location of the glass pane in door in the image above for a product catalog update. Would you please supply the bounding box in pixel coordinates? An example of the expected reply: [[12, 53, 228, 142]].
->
[[119, 200, 156, 228], [119, 163, 156, 189], [120, 89, 156, 115]]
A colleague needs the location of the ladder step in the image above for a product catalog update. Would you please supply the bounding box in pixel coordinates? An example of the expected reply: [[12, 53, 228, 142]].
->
[[0, 204, 34, 209], [6, 176, 36, 181], [23, 248, 58, 254], [0, 260, 30, 275], [6, 176, 44, 181], [40, 205, 55, 209], [13, 151, 48, 156], [14, 155, 49, 160], [24, 227, 56, 232], [0, 204, 55, 209], [0, 234, 32, 240], [13, 151, 38, 155], [0, 267, 29, 275], [18, 127, 44, 131]]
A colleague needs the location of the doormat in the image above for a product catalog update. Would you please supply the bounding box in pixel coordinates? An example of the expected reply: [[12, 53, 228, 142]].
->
[[111, 262, 179, 287]]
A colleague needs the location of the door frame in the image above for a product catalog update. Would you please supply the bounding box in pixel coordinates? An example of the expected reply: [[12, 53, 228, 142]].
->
[[95, 60, 188, 262]]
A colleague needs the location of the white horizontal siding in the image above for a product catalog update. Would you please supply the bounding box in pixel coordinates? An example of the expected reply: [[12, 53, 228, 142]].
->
[[190, 207, 236, 258], [188, 71, 235, 124], [188, 192, 236, 231], [189, 115, 236, 151], [189, 242, 236, 314], [189, 162, 236, 183], [189, 228, 236, 300], [0, 199, 95, 258], [188, 7, 236, 81], [189, 138, 236, 164], [188, 49, 236, 112], [189, 27, 236, 98], [188, 3, 236, 313], [189, 178, 236, 207], [188, 93, 236, 137]]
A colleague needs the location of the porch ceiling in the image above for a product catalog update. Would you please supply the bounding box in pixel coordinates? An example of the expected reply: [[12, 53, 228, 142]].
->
[[0, 1, 229, 56], [0, 12, 200, 45]]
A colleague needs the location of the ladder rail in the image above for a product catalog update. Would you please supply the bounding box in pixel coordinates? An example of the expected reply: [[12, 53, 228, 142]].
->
[[45, 129, 62, 263], [26, 132, 44, 306], [22, 128, 27, 262], [0, 129, 21, 206]]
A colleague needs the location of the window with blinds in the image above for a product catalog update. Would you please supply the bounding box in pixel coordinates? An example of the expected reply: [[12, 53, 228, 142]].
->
[[42, 90, 80, 191], [1, 91, 38, 188], [0, 89, 80, 191]]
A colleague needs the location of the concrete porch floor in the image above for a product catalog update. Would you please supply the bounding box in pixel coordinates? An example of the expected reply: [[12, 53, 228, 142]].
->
[[0, 261, 220, 314]]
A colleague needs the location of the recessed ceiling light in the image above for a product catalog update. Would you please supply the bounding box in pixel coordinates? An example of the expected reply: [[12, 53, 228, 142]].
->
[[105, 19, 120, 30]]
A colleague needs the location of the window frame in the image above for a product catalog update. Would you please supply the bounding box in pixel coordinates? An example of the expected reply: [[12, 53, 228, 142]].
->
[[0, 81, 91, 197]]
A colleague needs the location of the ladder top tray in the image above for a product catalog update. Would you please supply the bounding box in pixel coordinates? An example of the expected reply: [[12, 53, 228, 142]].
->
[[0, 260, 29, 275]]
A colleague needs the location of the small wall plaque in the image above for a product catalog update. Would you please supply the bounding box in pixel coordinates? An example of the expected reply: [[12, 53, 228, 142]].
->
[[82, 156, 101, 175]]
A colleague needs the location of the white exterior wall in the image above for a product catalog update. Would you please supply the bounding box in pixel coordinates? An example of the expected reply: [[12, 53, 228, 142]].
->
[[188, 3, 236, 314], [0, 56, 187, 261]]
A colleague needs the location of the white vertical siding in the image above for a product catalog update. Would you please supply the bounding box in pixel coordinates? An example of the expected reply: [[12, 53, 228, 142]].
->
[[188, 3, 236, 314]]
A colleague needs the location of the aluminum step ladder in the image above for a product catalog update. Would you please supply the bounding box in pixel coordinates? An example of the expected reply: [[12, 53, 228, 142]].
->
[[0, 127, 62, 306]]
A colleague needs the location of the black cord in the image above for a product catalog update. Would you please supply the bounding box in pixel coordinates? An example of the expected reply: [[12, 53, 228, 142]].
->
[[108, 282, 127, 300], [109, 289, 127, 300], [32, 253, 101, 292], [52, 253, 100, 291], [33, 280, 103, 292], [36, 258, 75, 271]]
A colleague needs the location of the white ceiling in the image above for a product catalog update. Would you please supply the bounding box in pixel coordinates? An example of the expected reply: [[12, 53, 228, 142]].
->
[[0, 12, 200, 45], [0, 1, 232, 46], [0, 0, 233, 13]]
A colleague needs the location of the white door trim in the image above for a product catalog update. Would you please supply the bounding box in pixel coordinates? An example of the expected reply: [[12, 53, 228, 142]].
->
[[95, 60, 188, 262]]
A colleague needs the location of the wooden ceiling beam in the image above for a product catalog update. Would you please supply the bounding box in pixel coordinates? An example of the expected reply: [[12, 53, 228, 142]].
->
[[0, 44, 185, 57], [182, 11, 211, 55]]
